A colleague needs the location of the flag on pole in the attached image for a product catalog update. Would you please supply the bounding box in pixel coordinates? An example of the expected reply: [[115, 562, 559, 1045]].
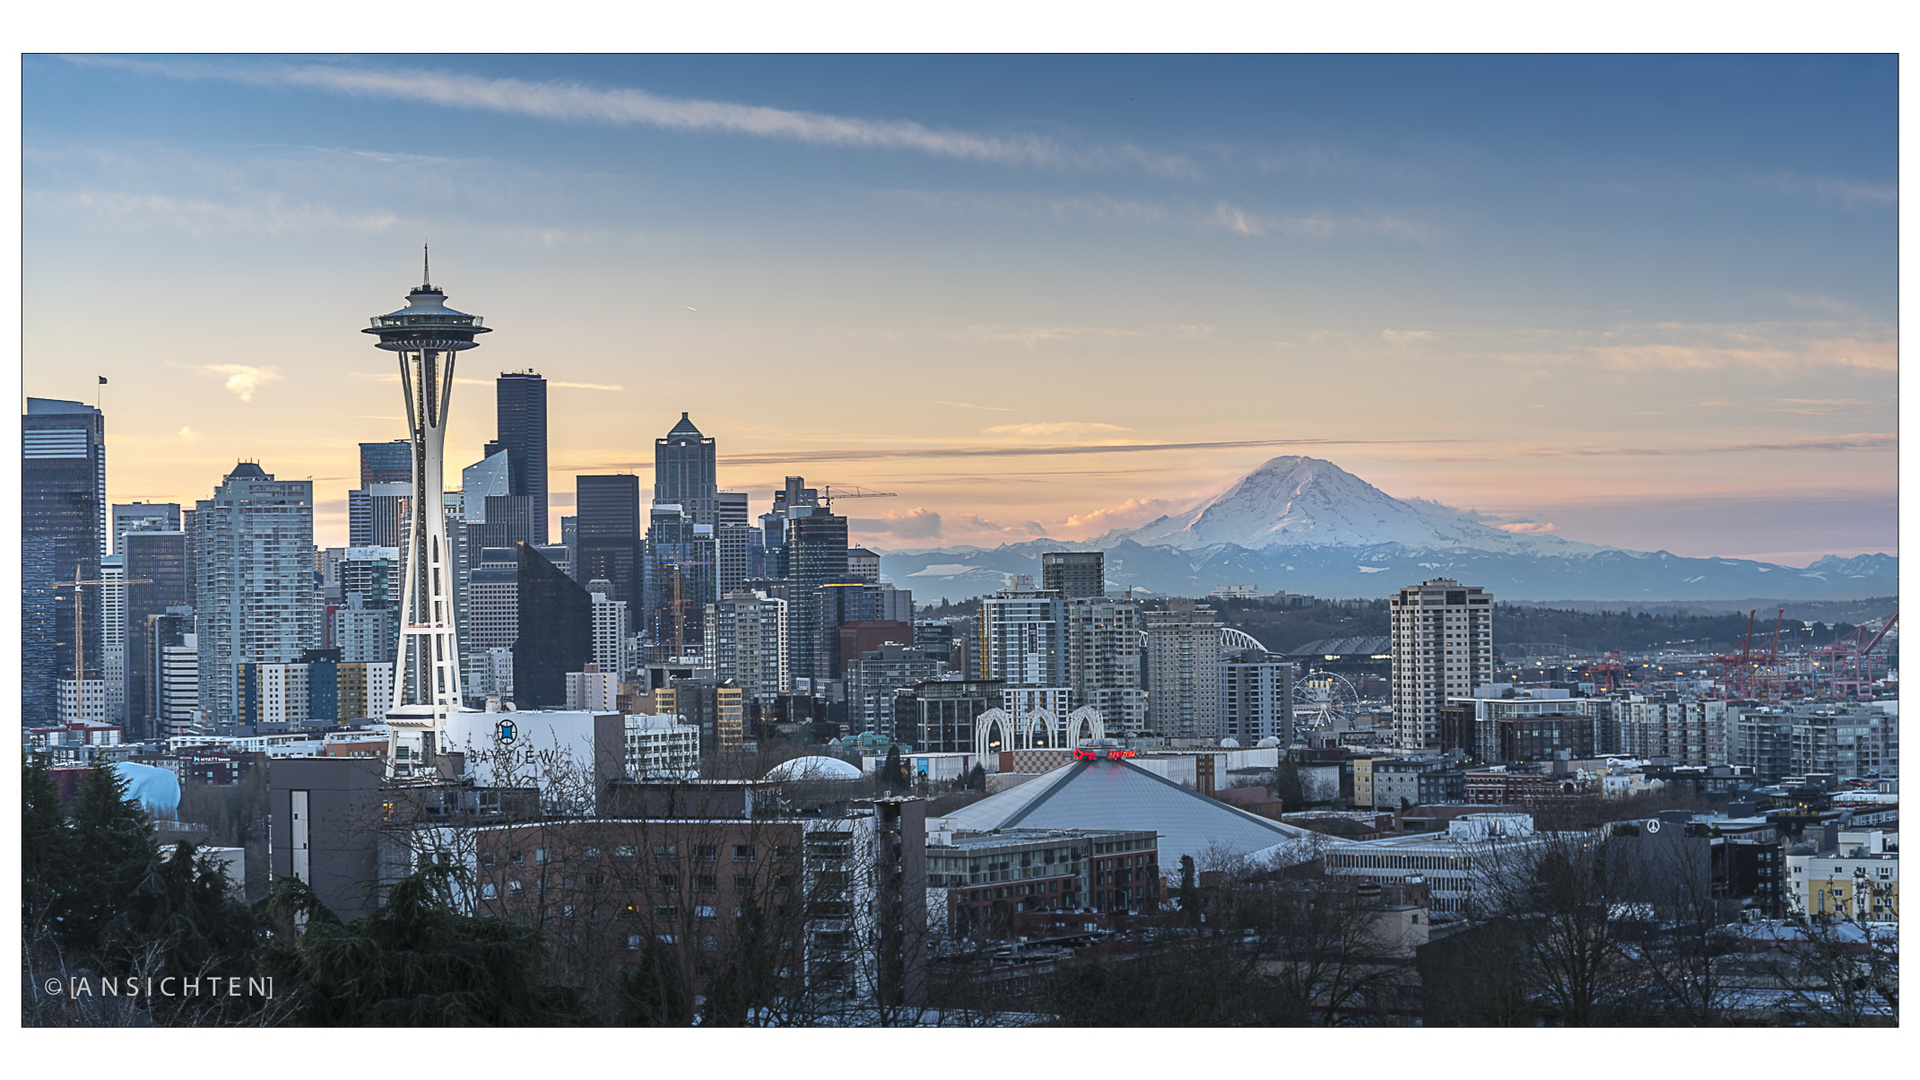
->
[[98, 376, 108, 384]]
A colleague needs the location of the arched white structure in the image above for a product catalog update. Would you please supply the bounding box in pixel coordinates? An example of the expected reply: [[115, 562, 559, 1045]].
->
[[1221, 627, 1265, 654], [975, 704, 1107, 759]]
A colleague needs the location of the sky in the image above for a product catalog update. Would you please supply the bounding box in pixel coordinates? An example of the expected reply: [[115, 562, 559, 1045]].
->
[[20, 54, 1897, 565]]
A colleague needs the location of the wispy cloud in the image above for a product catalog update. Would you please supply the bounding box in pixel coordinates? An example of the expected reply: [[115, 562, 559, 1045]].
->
[[70, 56, 1200, 180], [176, 427, 200, 442], [1755, 172, 1897, 208], [714, 436, 1469, 467], [926, 399, 1015, 412], [548, 380, 626, 392], [875, 188, 1441, 244], [1494, 520, 1558, 535], [34, 189, 397, 238], [1060, 496, 1186, 535], [959, 325, 1142, 347], [984, 421, 1130, 437], [197, 364, 284, 402]]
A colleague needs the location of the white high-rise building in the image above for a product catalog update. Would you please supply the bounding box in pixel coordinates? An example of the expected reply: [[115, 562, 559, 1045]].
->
[[588, 579, 630, 677], [100, 554, 128, 724], [1218, 649, 1294, 745], [1390, 577, 1493, 751], [705, 590, 788, 699], [978, 588, 1065, 687], [1144, 598, 1222, 740], [1066, 596, 1147, 732], [193, 463, 316, 724]]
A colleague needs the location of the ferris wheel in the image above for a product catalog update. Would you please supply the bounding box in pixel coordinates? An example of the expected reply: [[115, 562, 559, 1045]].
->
[[1292, 670, 1361, 730]]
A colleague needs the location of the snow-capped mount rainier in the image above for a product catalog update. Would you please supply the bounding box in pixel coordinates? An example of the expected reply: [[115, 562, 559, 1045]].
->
[[1110, 456, 1599, 555], [873, 455, 1896, 602]]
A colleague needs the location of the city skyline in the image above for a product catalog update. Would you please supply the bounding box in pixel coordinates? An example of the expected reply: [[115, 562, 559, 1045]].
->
[[23, 55, 1896, 565]]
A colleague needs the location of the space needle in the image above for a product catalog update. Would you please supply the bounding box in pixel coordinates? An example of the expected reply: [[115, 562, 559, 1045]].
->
[[364, 247, 490, 776]]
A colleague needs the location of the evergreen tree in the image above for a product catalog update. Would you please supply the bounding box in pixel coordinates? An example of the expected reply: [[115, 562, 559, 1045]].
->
[[967, 763, 987, 792], [263, 865, 590, 1026], [22, 754, 71, 926], [618, 936, 694, 1026], [61, 763, 158, 958], [1177, 855, 1199, 922], [700, 899, 778, 1026], [879, 745, 905, 793]]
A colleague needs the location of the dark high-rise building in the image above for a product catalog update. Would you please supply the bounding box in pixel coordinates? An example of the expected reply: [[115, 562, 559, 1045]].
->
[[644, 503, 716, 659], [577, 474, 643, 613], [487, 371, 548, 545], [655, 412, 717, 526], [786, 509, 849, 686], [1042, 551, 1106, 599], [513, 542, 590, 708], [898, 679, 1003, 753], [358, 439, 413, 488], [560, 515, 578, 553], [112, 501, 181, 556], [23, 398, 107, 725], [123, 530, 189, 738]]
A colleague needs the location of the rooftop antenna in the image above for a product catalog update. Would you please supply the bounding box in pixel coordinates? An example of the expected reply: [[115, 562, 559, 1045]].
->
[[422, 241, 432, 291]]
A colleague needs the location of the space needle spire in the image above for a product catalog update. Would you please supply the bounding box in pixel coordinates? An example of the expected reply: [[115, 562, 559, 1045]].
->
[[364, 257, 491, 776]]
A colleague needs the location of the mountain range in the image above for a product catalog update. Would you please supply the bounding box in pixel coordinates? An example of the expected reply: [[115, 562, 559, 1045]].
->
[[874, 456, 1897, 602]]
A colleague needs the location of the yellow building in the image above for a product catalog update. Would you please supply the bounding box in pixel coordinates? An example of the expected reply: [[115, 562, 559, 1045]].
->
[[1786, 832, 1898, 923]]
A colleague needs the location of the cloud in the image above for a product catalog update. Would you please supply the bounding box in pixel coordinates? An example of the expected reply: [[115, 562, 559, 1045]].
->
[[873, 188, 1439, 245], [1757, 172, 1897, 208], [952, 514, 1046, 538], [548, 381, 626, 392], [197, 364, 284, 402], [1211, 202, 1439, 242], [1380, 330, 1434, 344], [959, 325, 1143, 347], [926, 399, 1016, 412], [1061, 496, 1185, 534], [983, 421, 1130, 437], [1494, 520, 1558, 535], [850, 507, 944, 541], [72, 56, 1200, 180], [718, 435, 1469, 467], [33, 189, 398, 238], [176, 427, 200, 442]]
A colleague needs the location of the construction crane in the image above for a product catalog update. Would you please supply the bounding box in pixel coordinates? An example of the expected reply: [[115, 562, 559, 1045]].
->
[[1582, 650, 1628, 693], [819, 484, 896, 512], [662, 559, 715, 662], [53, 572, 151, 720]]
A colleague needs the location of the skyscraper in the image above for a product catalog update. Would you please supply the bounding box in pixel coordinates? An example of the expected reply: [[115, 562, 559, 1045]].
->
[[514, 543, 590, 708], [1390, 577, 1493, 751], [577, 474, 643, 611], [112, 501, 181, 555], [655, 412, 718, 525], [193, 463, 316, 725], [1042, 551, 1106, 599], [123, 529, 188, 738], [488, 371, 549, 545], [1065, 596, 1147, 732], [1144, 598, 1223, 740], [785, 508, 849, 685], [644, 503, 716, 660], [978, 587, 1067, 687], [587, 578, 630, 677], [358, 439, 413, 487], [705, 590, 789, 701], [715, 491, 752, 596], [23, 398, 107, 725]]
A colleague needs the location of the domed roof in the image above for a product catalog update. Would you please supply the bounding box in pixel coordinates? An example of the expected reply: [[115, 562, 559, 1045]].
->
[[763, 755, 862, 782], [1219, 737, 1241, 748], [1256, 736, 1283, 748]]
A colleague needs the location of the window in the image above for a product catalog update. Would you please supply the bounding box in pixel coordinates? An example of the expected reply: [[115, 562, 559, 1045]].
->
[[734, 874, 756, 891], [535, 848, 548, 864], [626, 934, 642, 950], [696, 905, 718, 920], [700, 935, 718, 952], [771, 845, 793, 862], [481, 883, 498, 899], [582, 847, 601, 861], [481, 851, 497, 868], [653, 843, 677, 859], [733, 844, 756, 862], [614, 845, 637, 860], [654, 874, 679, 892], [654, 905, 678, 921], [508, 880, 523, 896], [695, 845, 718, 862], [694, 875, 717, 893]]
